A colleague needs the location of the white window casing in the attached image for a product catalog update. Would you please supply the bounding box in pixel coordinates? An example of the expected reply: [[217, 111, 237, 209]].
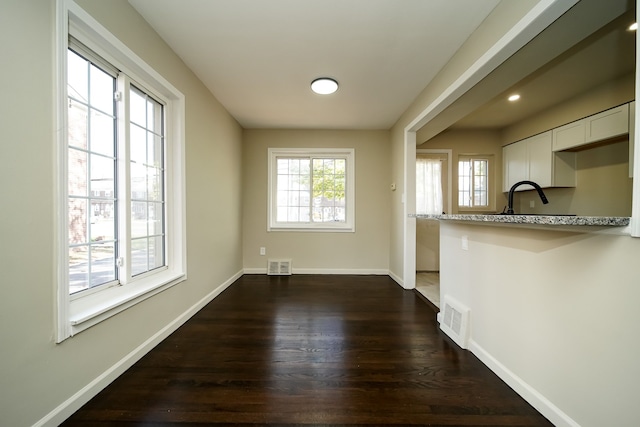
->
[[55, 0, 186, 341], [268, 148, 355, 232]]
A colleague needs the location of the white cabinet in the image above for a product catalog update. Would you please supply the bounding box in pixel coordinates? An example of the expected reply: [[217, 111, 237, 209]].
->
[[503, 130, 576, 192], [553, 103, 629, 151]]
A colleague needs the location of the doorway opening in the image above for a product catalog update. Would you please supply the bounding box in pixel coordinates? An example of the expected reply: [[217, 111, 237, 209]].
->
[[414, 150, 451, 308]]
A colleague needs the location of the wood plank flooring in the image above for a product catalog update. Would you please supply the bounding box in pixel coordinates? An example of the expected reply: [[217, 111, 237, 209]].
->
[[62, 275, 552, 426]]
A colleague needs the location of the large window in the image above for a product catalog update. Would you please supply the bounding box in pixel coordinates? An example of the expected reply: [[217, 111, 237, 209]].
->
[[268, 148, 355, 231], [67, 45, 167, 295], [458, 155, 493, 210], [57, 0, 186, 341]]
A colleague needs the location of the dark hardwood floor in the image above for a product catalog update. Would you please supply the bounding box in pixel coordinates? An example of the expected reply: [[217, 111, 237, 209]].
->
[[62, 275, 552, 426]]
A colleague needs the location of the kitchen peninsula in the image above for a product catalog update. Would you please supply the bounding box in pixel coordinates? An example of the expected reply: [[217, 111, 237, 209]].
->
[[414, 213, 629, 228], [416, 211, 636, 426]]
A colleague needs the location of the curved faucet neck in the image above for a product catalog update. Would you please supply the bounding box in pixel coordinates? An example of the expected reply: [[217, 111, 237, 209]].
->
[[507, 180, 549, 214]]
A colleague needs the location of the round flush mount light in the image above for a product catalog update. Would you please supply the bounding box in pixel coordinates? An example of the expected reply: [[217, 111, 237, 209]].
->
[[508, 94, 521, 102], [311, 78, 339, 95]]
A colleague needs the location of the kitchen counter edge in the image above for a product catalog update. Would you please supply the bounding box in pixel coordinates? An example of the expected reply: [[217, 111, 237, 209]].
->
[[412, 214, 630, 228]]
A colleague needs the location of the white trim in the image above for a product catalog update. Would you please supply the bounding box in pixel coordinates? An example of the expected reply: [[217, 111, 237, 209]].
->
[[55, 0, 187, 342], [388, 269, 404, 288], [631, 0, 640, 237], [267, 147, 355, 232], [468, 339, 580, 427], [35, 270, 243, 427]]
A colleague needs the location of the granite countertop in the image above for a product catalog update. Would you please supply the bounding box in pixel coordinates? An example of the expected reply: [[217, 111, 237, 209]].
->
[[412, 214, 630, 227]]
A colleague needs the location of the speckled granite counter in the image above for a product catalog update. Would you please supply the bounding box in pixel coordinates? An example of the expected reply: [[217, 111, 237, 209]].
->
[[412, 214, 630, 228]]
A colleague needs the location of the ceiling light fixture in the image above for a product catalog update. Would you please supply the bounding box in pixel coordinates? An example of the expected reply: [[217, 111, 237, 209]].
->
[[628, 22, 638, 31], [508, 94, 521, 102], [311, 78, 339, 95]]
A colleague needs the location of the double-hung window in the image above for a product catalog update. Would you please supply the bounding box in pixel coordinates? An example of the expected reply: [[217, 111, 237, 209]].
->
[[268, 148, 355, 231], [57, 0, 186, 341], [458, 155, 493, 210]]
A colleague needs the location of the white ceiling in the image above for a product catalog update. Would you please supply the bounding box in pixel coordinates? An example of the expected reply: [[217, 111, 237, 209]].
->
[[128, 0, 500, 129]]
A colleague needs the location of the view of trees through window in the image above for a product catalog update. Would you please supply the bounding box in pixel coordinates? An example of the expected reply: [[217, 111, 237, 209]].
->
[[276, 157, 346, 223]]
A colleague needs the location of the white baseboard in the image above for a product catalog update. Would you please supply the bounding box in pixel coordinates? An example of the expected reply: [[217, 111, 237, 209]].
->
[[36, 269, 243, 427], [388, 269, 404, 288], [468, 339, 579, 427]]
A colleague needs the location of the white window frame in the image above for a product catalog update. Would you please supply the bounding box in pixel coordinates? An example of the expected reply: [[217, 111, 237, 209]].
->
[[268, 148, 355, 232], [55, 0, 186, 341], [457, 154, 495, 212]]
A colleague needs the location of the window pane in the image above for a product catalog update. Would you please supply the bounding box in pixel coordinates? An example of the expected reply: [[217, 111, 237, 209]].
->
[[68, 148, 87, 197], [90, 242, 116, 287], [69, 247, 89, 294], [149, 132, 163, 168], [131, 238, 148, 276], [130, 89, 146, 127], [147, 167, 163, 201], [90, 109, 115, 157], [90, 199, 115, 239], [67, 47, 118, 295], [150, 235, 164, 270], [129, 87, 165, 275], [69, 198, 88, 244], [90, 64, 114, 114], [68, 99, 88, 149], [131, 163, 147, 199], [130, 125, 147, 164], [131, 201, 148, 238], [67, 50, 88, 102]]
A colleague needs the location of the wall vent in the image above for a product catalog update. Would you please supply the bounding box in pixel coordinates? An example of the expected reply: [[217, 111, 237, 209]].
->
[[440, 295, 470, 349], [267, 259, 292, 275]]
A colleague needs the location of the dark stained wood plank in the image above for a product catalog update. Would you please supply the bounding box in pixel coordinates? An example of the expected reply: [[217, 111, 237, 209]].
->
[[62, 275, 553, 426]]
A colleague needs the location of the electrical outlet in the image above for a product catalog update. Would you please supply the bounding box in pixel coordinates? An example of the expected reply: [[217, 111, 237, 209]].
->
[[259, 247, 266, 256], [530, 200, 535, 208], [461, 235, 469, 251]]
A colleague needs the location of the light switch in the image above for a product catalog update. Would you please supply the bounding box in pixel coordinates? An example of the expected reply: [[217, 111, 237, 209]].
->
[[461, 235, 469, 251]]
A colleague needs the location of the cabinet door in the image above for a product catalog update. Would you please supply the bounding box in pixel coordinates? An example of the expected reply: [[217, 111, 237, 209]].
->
[[527, 131, 553, 188], [586, 103, 629, 143], [553, 119, 585, 151], [503, 141, 528, 192]]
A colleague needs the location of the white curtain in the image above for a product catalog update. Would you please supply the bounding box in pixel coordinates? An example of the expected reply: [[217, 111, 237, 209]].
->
[[416, 158, 443, 215]]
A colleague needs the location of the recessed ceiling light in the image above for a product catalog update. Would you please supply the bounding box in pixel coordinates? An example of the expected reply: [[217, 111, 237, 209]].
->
[[311, 78, 338, 95], [628, 22, 638, 31], [508, 94, 521, 102]]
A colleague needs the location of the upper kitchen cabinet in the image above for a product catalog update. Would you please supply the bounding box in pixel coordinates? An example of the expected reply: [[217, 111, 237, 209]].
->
[[503, 131, 575, 192], [552, 103, 630, 151]]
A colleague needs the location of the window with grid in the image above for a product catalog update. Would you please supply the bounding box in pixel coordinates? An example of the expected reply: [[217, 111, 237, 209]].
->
[[67, 44, 166, 295], [268, 148, 355, 231], [57, 0, 186, 341], [458, 156, 490, 209]]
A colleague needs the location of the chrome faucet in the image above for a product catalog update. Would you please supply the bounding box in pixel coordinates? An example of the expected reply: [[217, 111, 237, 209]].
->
[[507, 180, 548, 214]]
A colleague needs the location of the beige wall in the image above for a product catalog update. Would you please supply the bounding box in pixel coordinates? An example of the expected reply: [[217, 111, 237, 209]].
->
[[502, 73, 634, 217], [0, 1, 243, 425], [440, 222, 640, 426], [242, 129, 390, 272]]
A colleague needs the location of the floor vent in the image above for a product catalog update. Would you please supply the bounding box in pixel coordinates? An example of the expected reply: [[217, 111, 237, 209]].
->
[[267, 259, 292, 275], [440, 295, 470, 349]]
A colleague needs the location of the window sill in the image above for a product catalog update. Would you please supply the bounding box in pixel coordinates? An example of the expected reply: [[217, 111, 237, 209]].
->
[[68, 270, 186, 336]]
